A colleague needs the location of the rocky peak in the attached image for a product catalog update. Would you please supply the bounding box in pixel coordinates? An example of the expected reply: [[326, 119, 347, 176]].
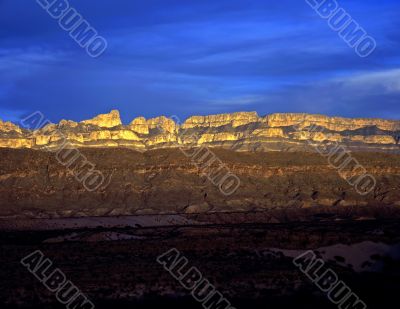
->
[[266, 113, 399, 131], [1, 111, 399, 152], [59, 119, 78, 128], [0, 119, 22, 134], [147, 116, 177, 134], [38, 123, 58, 134], [182, 111, 259, 129], [130, 117, 147, 126], [129, 117, 149, 135], [81, 110, 122, 128]]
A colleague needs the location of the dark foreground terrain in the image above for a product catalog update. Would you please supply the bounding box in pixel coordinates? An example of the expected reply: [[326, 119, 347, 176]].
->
[[1, 148, 400, 308], [1, 210, 400, 309]]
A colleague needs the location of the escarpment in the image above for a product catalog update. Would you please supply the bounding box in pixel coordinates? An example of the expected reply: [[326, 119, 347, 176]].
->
[[0, 110, 399, 152], [0, 148, 399, 218]]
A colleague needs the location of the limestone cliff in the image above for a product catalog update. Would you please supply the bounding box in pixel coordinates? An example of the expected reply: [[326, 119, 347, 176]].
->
[[0, 110, 399, 152], [0, 120, 22, 134], [182, 111, 259, 129], [129, 117, 149, 134], [81, 110, 122, 128], [266, 113, 399, 131]]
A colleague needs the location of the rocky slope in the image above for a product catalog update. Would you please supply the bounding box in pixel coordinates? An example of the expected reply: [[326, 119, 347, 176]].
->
[[1, 110, 399, 152], [1, 148, 399, 218]]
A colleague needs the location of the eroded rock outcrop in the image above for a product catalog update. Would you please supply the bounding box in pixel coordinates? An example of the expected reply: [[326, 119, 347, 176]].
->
[[81, 110, 122, 128], [182, 111, 260, 129], [129, 117, 149, 135], [266, 113, 399, 131], [0, 110, 399, 152], [0, 120, 22, 134]]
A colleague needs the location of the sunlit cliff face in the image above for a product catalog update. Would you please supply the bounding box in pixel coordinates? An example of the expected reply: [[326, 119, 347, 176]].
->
[[0, 110, 399, 151]]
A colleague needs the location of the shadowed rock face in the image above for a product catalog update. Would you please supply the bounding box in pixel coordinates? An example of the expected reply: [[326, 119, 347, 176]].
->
[[0, 148, 399, 218], [0, 110, 399, 152]]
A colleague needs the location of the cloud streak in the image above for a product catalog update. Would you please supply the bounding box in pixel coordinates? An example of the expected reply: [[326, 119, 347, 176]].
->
[[0, 0, 399, 122]]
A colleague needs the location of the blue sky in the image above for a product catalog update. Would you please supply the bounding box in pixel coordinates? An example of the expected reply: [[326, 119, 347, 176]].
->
[[0, 0, 400, 124]]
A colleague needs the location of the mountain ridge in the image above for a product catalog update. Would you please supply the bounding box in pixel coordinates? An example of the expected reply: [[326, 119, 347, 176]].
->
[[1, 110, 399, 152]]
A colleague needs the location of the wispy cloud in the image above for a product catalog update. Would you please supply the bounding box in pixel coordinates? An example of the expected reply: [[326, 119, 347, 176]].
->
[[207, 95, 265, 106], [336, 69, 400, 94], [0, 0, 399, 122]]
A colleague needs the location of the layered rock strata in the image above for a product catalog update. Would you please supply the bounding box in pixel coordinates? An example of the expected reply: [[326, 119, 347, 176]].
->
[[0, 110, 399, 152], [1, 148, 399, 218]]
